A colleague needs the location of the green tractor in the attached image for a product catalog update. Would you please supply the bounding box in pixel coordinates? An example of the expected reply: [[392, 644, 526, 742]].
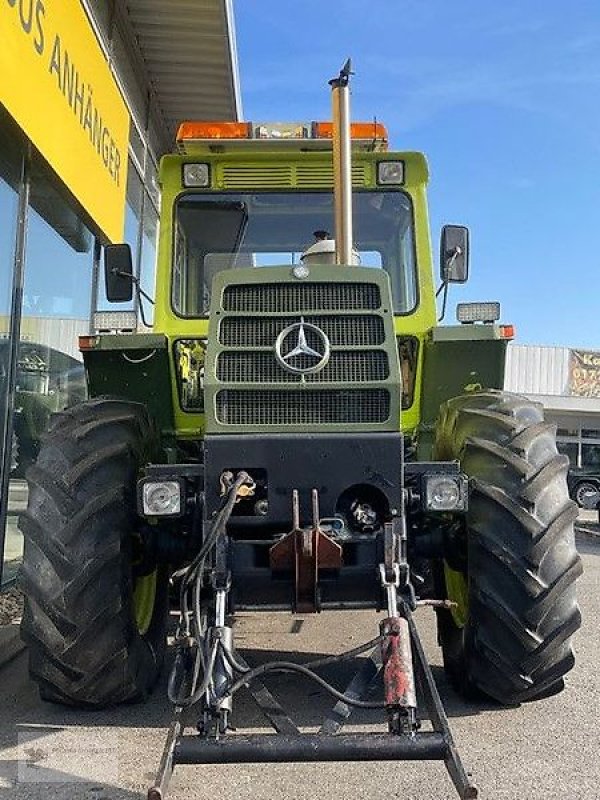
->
[[19, 62, 580, 797]]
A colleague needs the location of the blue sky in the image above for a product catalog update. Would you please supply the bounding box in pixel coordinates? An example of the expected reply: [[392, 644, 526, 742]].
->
[[234, 1, 600, 348]]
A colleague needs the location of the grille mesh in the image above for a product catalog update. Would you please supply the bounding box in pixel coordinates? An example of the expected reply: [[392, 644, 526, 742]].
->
[[220, 163, 369, 190], [220, 314, 384, 347], [213, 280, 392, 428], [216, 389, 390, 425], [217, 350, 389, 384], [223, 283, 381, 313], [221, 165, 293, 189]]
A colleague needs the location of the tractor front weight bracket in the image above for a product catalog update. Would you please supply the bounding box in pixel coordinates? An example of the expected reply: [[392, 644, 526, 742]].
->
[[148, 489, 478, 800]]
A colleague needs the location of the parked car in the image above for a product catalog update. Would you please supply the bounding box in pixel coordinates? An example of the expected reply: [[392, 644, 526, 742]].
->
[[567, 467, 600, 509]]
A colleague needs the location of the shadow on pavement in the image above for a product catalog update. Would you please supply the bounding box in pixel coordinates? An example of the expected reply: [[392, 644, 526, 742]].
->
[[2, 637, 502, 742]]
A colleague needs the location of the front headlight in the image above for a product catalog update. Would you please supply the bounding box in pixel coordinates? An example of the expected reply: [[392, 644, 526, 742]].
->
[[138, 479, 184, 517], [423, 474, 468, 512], [377, 160, 405, 185], [182, 162, 210, 187]]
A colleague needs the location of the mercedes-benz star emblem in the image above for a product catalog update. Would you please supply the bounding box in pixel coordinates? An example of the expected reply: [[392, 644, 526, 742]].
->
[[292, 264, 310, 280], [274, 318, 331, 375]]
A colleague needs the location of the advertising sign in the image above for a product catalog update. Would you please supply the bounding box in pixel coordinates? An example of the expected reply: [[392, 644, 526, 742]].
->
[[0, 0, 130, 242], [569, 349, 600, 398]]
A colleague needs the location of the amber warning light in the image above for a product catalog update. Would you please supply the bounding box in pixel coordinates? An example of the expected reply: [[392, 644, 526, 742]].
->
[[176, 121, 388, 153]]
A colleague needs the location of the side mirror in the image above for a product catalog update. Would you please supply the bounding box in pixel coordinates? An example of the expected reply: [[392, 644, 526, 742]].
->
[[440, 225, 469, 283], [104, 244, 134, 302]]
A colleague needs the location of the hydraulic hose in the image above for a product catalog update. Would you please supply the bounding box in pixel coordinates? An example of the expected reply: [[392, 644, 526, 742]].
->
[[167, 472, 251, 708], [217, 659, 386, 710]]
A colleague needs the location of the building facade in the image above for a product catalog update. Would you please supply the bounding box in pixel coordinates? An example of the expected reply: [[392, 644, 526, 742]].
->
[[505, 343, 600, 470], [0, 0, 240, 585]]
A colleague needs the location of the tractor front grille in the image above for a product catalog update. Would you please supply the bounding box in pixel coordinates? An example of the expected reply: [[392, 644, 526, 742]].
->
[[216, 389, 390, 426], [219, 314, 385, 348], [222, 282, 381, 313], [206, 273, 399, 432], [217, 350, 389, 384]]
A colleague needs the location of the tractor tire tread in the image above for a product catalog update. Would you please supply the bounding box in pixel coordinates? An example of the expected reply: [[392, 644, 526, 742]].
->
[[434, 390, 581, 704], [19, 399, 167, 708]]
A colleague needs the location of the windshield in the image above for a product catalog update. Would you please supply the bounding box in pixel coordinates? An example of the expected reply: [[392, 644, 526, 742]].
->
[[172, 191, 417, 317]]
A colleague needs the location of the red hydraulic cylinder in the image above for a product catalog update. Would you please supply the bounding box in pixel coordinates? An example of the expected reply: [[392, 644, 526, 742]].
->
[[380, 616, 418, 733]]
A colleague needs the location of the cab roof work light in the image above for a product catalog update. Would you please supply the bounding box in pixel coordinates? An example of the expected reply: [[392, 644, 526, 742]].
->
[[176, 121, 388, 154]]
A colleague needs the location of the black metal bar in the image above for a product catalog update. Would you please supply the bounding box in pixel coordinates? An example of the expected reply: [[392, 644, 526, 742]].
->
[[0, 144, 29, 586], [404, 606, 478, 800], [145, 463, 204, 478], [89, 238, 101, 333], [236, 653, 300, 735], [174, 732, 448, 765], [404, 461, 461, 477], [147, 708, 182, 800], [319, 647, 382, 735]]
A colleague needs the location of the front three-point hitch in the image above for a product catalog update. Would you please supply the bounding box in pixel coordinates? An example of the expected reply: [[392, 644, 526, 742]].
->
[[148, 480, 477, 800]]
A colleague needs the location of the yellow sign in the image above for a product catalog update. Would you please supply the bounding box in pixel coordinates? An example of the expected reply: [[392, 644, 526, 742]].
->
[[0, 0, 130, 242]]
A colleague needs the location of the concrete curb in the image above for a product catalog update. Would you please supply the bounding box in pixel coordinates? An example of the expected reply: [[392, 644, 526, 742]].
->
[[0, 623, 25, 668]]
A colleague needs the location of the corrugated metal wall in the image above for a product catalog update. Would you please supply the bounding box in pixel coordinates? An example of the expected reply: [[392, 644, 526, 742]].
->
[[505, 343, 570, 396], [0, 317, 86, 361]]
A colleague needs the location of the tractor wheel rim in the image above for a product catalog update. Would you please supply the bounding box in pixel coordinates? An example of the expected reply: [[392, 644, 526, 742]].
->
[[133, 570, 158, 635], [444, 562, 469, 628], [576, 483, 600, 509]]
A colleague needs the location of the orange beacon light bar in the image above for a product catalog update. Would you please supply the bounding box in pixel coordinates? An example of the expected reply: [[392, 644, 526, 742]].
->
[[176, 121, 389, 153]]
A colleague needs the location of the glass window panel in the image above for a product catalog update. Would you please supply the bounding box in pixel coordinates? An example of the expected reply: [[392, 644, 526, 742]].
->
[[139, 200, 158, 327], [126, 159, 144, 218], [0, 106, 25, 585], [557, 441, 578, 467], [0, 178, 18, 329], [145, 157, 160, 209], [6, 193, 93, 584], [96, 160, 142, 312], [129, 124, 145, 170], [557, 427, 579, 438], [582, 429, 600, 439], [172, 190, 418, 318], [582, 444, 600, 468], [0, 176, 19, 586]]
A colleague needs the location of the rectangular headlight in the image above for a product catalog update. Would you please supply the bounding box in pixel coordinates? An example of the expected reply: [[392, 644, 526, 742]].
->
[[423, 473, 468, 512], [93, 311, 137, 333], [183, 163, 210, 187], [456, 302, 500, 324], [377, 160, 405, 185], [138, 478, 184, 517]]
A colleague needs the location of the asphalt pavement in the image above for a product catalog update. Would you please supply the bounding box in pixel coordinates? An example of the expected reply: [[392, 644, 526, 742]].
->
[[0, 535, 598, 800]]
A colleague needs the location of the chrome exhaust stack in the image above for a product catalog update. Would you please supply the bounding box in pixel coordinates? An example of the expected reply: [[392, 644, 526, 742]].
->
[[329, 59, 354, 265]]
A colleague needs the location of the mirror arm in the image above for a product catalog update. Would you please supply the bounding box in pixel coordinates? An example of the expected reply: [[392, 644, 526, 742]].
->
[[435, 244, 463, 321], [437, 281, 449, 322], [111, 268, 155, 305], [110, 268, 155, 328]]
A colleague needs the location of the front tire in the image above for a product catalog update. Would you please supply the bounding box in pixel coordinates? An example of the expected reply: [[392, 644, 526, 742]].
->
[[434, 391, 582, 704], [19, 398, 169, 707]]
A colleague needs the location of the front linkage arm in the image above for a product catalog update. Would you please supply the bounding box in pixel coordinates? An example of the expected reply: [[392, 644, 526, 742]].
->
[[148, 480, 477, 800]]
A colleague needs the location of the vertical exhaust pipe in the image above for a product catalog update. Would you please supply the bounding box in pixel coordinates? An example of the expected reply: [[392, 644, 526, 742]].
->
[[329, 59, 353, 265]]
